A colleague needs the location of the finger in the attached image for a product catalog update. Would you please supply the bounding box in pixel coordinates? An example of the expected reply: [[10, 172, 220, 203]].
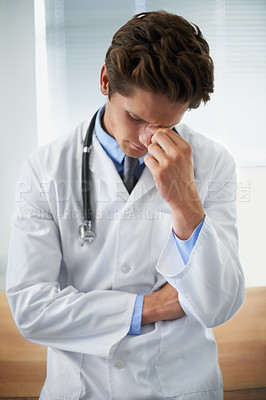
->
[[151, 130, 177, 154], [144, 154, 158, 171], [153, 128, 192, 157], [153, 127, 187, 148], [147, 142, 165, 162]]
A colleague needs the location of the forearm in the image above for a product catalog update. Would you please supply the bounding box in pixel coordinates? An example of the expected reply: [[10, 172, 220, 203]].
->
[[7, 281, 136, 358], [156, 214, 245, 328]]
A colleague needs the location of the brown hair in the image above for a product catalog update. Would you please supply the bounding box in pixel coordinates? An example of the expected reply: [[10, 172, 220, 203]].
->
[[105, 11, 214, 109]]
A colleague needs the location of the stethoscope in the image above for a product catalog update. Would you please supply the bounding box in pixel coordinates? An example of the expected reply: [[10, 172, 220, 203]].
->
[[79, 109, 179, 246], [79, 110, 98, 246]]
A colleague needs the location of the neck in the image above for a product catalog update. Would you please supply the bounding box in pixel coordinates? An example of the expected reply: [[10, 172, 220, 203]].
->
[[101, 105, 114, 138]]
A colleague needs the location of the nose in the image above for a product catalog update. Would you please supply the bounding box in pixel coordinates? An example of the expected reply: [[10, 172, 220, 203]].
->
[[139, 125, 155, 148]]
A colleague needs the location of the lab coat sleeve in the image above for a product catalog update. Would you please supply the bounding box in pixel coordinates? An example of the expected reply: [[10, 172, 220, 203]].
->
[[6, 157, 137, 358], [156, 149, 245, 328]]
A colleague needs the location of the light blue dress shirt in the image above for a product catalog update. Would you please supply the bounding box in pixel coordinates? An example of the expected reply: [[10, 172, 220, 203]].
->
[[95, 105, 204, 335]]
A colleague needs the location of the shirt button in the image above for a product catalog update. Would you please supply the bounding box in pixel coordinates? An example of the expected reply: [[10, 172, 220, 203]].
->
[[114, 360, 125, 369], [121, 264, 131, 274]]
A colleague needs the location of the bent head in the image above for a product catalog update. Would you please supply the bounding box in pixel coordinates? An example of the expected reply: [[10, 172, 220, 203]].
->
[[100, 11, 214, 157], [100, 73, 189, 157]]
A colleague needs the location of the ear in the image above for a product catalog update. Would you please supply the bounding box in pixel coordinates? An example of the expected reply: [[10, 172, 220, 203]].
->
[[100, 64, 109, 96]]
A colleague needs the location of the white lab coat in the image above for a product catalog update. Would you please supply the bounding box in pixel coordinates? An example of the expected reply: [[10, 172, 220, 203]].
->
[[6, 120, 245, 400]]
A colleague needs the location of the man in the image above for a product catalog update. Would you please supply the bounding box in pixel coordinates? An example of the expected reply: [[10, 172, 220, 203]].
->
[[7, 11, 244, 400]]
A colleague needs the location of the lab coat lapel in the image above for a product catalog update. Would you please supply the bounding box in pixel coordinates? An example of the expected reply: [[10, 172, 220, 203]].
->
[[89, 135, 128, 202], [130, 166, 157, 203]]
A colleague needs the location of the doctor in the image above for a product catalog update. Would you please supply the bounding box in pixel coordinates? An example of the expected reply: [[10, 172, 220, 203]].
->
[[7, 10, 244, 400]]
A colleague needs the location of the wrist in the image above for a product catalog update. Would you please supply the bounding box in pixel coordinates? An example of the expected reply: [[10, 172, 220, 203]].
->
[[141, 292, 159, 325], [171, 203, 205, 240]]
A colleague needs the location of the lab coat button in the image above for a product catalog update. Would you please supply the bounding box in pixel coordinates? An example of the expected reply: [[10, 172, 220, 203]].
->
[[114, 360, 125, 369], [121, 264, 131, 274]]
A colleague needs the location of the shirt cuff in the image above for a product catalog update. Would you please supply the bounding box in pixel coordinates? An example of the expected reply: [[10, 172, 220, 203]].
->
[[128, 294, 144, 335], [173, 217, 205, 265]]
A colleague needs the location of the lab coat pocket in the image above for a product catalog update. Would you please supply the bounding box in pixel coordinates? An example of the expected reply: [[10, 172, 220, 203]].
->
[[41, 348, 83, 399], [155, 318, 222, 397]]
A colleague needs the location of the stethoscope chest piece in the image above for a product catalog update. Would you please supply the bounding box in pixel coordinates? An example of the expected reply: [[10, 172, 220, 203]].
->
[[79, 220, 96, 246]]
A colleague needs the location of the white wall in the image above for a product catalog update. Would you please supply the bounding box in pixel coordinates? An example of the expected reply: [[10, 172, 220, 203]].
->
[[237, 167, 266, 287], [0, 0, 38, 289]]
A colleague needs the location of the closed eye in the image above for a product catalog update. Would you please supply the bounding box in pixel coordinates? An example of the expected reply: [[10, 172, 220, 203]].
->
[[128, 112, 178, 128], [128, 113, 145, 124]]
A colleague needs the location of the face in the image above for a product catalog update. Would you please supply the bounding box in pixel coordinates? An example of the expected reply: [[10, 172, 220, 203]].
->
[[100, 65, 189, 158]]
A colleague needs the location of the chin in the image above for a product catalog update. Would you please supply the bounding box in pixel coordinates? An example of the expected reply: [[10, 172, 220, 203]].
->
[[127, 148, 147, 158], [123, 142, 147, 158]]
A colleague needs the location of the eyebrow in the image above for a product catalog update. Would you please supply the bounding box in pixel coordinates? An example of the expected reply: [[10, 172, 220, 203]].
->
[[129, 112, 178, 129]]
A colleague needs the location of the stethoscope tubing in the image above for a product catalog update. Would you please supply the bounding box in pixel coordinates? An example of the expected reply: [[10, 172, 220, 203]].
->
[[82, 110, 98, 223]]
